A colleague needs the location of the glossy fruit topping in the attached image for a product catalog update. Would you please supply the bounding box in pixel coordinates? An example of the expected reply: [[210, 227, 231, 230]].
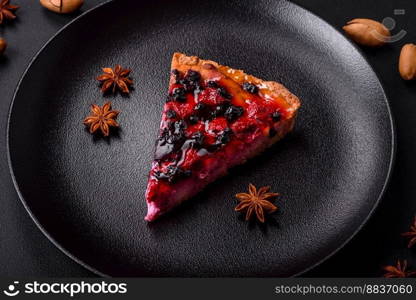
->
[[151, 69, 287, 185]]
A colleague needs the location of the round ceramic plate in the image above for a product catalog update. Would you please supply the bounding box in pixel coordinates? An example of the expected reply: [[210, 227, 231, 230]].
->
[[8, 0, 394, 276]]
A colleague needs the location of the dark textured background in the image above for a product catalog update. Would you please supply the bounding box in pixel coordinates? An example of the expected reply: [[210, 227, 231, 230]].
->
[[0, 0, 415, 277]]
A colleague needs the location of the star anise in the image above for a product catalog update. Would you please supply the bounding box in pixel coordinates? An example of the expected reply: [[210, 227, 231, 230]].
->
[[401, 216, 416, 248], [235, 183, 279, 223], [83, 102, 119, 136], [383, 260, 416, 278], [97, 65, 133, 94], [0, 0, 19, 24]]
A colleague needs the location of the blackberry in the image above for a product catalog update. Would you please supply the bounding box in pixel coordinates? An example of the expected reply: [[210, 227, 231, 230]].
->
[[212, 105, 225, 117], [218, 87, 232, 100], [207, 81, 219, 88], [194, 102, 206, 112], [216, 128, 233, 145], [155, 121, 188, 161], [185, 70, 201, 82], [171, 87, 187, 102], [271, 111, 281, 122], [210, 102, 230, 119], [242, 82, 259, 94], [177, 70, 202, 92], [166, 110, 176, 119], [215, 105, 225, 113], [224, 105, 244, 122], [179, 78, 201, 92], [189, 115, 199, 124], [194, 103, 210, 120]]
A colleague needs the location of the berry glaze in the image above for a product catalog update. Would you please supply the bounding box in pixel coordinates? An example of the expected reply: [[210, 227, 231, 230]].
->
[[145, 53, 300, 221]]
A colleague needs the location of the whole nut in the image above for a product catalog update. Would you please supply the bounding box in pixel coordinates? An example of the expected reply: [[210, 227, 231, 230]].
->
[[40, 0, 83, 14], [399, 44, 416, 80], [0, 38, 7, 56], [343, 18, 390, 47]]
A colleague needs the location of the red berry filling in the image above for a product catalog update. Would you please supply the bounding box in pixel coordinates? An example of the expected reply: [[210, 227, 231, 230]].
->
[[152, 69, 287, 184]]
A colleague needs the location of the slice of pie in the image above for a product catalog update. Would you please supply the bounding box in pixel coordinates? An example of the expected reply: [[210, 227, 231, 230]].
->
[[145, 53, 301, 221]]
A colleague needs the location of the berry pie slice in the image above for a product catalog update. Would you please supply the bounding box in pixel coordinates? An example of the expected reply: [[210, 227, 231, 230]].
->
[[145, 53, 301, 221]]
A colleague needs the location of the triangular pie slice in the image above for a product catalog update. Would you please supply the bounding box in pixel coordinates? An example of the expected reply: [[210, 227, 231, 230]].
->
[[145, 53, 301, 221]]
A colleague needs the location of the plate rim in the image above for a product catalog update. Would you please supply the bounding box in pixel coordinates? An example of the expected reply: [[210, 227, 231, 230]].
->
[[6, 0, 396, 277]]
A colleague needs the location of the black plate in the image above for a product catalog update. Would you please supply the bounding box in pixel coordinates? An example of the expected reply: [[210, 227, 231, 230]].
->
[[7, 0, 394, 277]]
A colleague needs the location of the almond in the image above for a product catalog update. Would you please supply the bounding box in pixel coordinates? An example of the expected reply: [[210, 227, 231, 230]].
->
[[343, 18, 390, 47], [399, 44, 416, 80], [0, 38, 7, 56], [40, 0, 83, 14]]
